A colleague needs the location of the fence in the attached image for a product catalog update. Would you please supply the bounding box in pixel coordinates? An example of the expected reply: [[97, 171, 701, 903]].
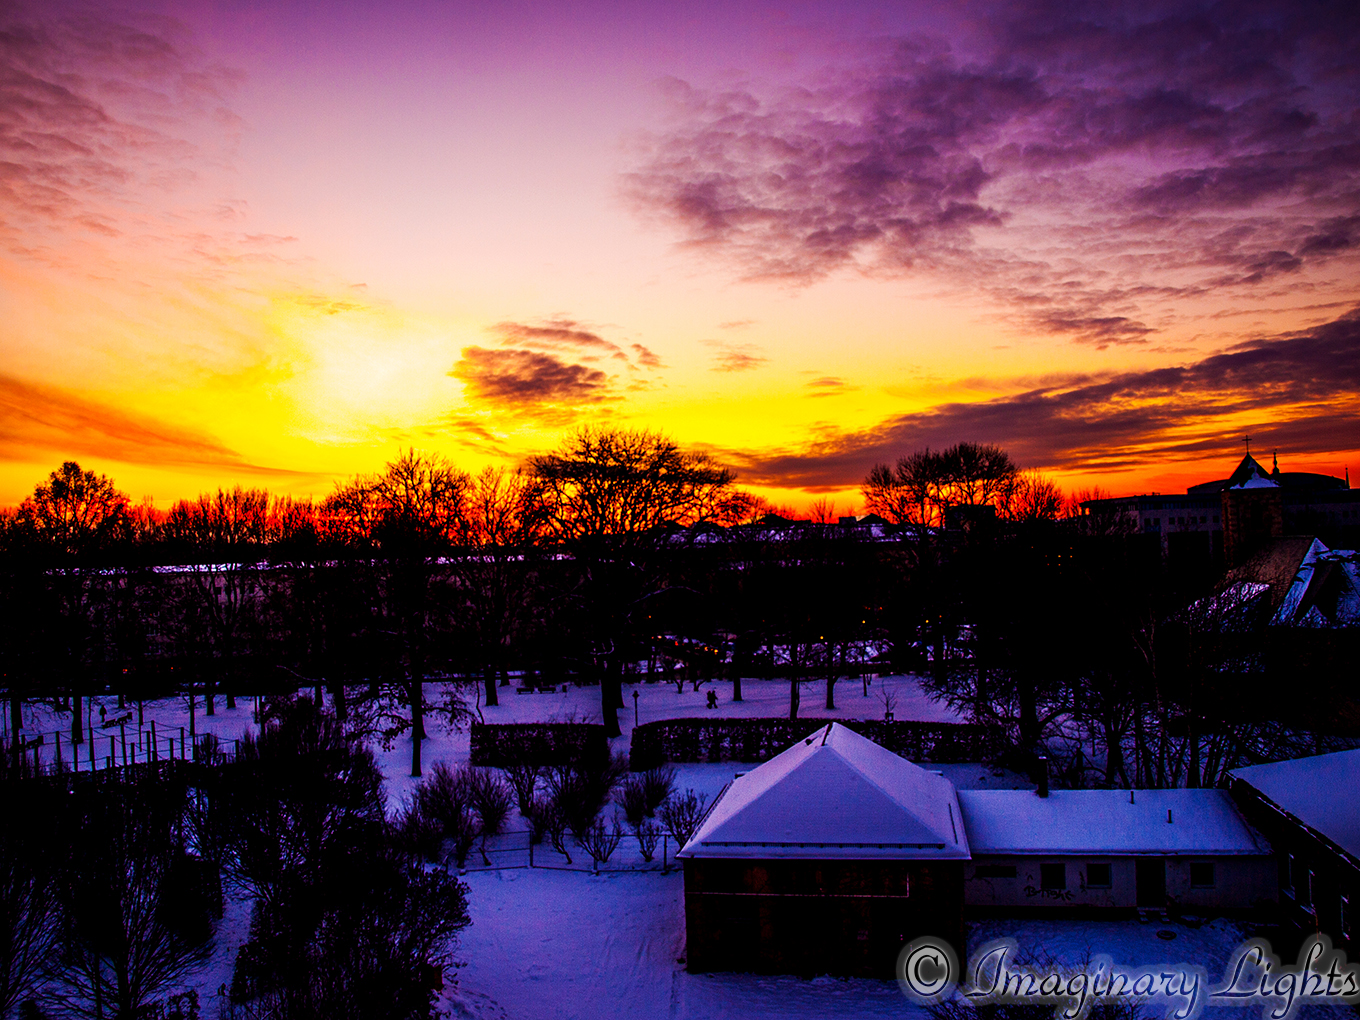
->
[[1, 719, 240, 778], [453, 825, 685, 875]]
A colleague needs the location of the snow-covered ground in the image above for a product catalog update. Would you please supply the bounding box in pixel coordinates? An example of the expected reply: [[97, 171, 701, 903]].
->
[[18, 678, 1342, 1020]]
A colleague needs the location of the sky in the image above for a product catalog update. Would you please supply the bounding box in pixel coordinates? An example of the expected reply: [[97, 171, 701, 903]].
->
[[1, 0, 1358, 510]]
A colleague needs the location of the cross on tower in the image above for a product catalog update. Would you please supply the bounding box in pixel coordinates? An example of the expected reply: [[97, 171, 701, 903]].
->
[[1242, 435, 1251, 454]]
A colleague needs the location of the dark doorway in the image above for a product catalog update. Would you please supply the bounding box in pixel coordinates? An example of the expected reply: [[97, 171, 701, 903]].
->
[[1136, 859, 1166, 907]]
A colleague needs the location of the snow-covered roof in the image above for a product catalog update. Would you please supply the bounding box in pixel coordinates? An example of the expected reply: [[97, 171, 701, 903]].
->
[[678, 722, 970, 860], [1231, 749, 1360, 860], [957, 789, 1268, 856]]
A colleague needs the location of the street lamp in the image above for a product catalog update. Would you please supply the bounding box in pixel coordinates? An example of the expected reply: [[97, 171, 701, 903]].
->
[[632, 689, 640, 727]]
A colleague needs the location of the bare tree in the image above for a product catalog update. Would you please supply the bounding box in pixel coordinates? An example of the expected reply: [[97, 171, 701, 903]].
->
[[15, 462, 131, 750], [327, 450, 470, 776], [163, 487, 272, 716], [453, 467, 546, 709], [531, 427, 751, 737]]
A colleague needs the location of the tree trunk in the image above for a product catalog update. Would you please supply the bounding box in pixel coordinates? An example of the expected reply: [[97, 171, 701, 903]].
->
[[332, 682, 348, 723], [1017, 670, 1039, 748], [71, 691, 83, 745], [788, 679, 800, 719], [205, 673, 215, 716], [10, 696, 21, 770], [732, 671, 742, 702], [410, 676, 424, 777], [484, 660, 499, 708], [601, 656, 622, 738], [606, 654, 625, 711]]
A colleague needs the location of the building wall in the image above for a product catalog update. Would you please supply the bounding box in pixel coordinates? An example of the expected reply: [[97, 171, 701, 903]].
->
[[683, 857, 964, 977], [1230, 779, 1360, 955], [963, 855, 1275, 911], [1223, 489, 1285, 567]]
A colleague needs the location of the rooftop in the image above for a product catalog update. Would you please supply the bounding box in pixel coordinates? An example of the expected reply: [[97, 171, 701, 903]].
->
[[1231, 749, 1360, 860], [957, 789, 1270, 856], [678, 722, 970, 860]]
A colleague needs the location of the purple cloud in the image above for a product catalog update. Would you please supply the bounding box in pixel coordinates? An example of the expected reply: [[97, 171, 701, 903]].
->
[[451, 346, 616, 421], [629, 0, 1360, 344]]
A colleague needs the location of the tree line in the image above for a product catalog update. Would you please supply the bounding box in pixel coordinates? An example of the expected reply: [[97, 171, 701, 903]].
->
[[1, 433, 1348, 790]]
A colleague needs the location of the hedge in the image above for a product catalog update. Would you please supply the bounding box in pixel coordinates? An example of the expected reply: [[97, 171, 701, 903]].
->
[[628, 717, 1005, 771], [469, 722, 609, 767]]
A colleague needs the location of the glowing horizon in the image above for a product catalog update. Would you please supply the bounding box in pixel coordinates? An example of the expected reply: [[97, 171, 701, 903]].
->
[[2, 0, 1358, 513]]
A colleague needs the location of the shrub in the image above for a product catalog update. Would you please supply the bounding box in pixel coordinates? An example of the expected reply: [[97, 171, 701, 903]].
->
[[502, 762, 541, 814], [579, 814, 624, 871], [640, 766, 675, 812], [632, 819, 661, 862], [413, 763, 479, 867], [659, 789, 708, 849], [391, 801, 444, 863], [537, 799, 572, 864], [467, 769, 512, 837], [544, 752, 627, 840], [615, 775, 650, 826]]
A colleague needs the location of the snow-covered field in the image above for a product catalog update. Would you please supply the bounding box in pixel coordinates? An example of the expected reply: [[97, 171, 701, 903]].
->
[[13, 678, 1343, 1019]]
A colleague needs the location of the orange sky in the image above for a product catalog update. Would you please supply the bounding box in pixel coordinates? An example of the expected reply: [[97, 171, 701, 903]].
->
[[2, 0, 1357, 512]]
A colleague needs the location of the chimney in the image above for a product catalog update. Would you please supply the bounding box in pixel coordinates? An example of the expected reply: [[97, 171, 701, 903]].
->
[[1035, 752, 1049, 798]]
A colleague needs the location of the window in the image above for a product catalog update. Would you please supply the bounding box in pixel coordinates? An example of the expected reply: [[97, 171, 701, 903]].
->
[[1041, 863, 1066, 890], [1213, 515, 1220, 523], [975, 865, 1017, 879], [1190, 863, 1215, 888], [1086, 862, 1112, 888]]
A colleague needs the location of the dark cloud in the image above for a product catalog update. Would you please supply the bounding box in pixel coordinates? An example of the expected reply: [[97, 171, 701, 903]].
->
[[451, 346, 614, 410], [719, 309, 1360, 489], [0, 373, 297, 474], [631, 343, 664, 369], [629, 0, 1360, 343], [490, 319, 621, 356], [805, 376, 858, 397], [705, 340, 767, 372]]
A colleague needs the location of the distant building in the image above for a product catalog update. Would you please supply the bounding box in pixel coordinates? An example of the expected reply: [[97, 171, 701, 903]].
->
[[1230, 749, 1360, 954], [1208, 537, 1360, 629], [1080, 453, 1359, 562], [679, 724, 1275, 976]]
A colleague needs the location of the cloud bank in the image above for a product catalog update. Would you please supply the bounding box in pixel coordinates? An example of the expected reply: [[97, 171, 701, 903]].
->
[[720, 309, 1360, 489], [630, 0, 1360, 344]]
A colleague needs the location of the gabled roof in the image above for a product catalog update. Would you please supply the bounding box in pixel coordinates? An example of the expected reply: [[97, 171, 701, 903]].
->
[[678, 722, 970, 860], [1221, 536, 1321, 621], [1231, 749, 1360, 859], [958, 789, 1268, 856]]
